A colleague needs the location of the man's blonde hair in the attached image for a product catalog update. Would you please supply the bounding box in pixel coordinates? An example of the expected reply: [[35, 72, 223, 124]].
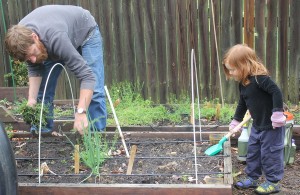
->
[[222, 44, 269, 85], [5, 25, 34, 61]]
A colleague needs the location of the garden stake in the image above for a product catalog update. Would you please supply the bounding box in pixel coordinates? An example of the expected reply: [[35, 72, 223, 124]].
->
[[205, 115, 251, 156], [126, 145, 137, 175], [104, 86, 129, 157], [74, 145, 80, 174]]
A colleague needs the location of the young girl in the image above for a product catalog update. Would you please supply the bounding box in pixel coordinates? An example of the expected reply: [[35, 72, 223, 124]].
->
[[223, 44, 286, 194]]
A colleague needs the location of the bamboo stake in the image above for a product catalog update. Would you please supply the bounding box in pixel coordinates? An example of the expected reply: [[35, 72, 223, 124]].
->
[[126, 145, 137, 175], [104, 86, 129, 157], [74, 145, 80, 174], [190, 103, 194, 125]]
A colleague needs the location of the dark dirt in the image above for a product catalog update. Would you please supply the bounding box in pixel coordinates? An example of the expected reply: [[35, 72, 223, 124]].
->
[[10, 134, 300, 194], [11, 135, 224, 185]]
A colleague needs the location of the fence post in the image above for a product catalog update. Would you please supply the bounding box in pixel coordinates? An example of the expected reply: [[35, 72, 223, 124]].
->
[[244, 0, 255, 48]]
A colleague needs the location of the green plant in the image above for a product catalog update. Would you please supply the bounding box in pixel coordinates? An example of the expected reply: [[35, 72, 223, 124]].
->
[[53, 106, 73, 119], [60, 159, 67, 164], [181, 175, 189, 182], [0, 98, 10, 106], [107, 81, 169, 126], [64, 115, 118, 183], [106, 83, 237, 126], [4, 60, 28, 86], [5, 123, 14, 139], [14, 99, 49, 128], [166, 93, 191, 124], [219, 104, 236, 124]]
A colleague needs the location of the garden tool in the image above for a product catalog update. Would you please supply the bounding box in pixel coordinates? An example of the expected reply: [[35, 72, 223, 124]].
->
[[205, 114, 252, 156]]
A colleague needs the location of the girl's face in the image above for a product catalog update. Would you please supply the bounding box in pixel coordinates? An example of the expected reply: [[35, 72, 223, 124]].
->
[[225, 63, 240, 81]]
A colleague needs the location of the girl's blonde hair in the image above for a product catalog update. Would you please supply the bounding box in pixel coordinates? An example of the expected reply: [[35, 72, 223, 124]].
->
[[222, 44, 269, 86]]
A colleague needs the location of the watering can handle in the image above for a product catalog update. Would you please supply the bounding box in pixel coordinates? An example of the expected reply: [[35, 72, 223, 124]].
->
[[225, 115, 252, 139]]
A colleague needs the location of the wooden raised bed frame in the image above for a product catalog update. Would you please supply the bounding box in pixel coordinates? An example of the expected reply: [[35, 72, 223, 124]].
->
[[14, 131, 233, 195]]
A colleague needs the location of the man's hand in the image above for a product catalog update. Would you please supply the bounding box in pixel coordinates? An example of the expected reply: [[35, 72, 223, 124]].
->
[[27, 99, 37, 107], [73, 113, 88, 135]]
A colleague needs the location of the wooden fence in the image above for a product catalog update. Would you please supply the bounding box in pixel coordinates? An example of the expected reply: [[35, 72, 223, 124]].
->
[[0, 0, 299, 104]]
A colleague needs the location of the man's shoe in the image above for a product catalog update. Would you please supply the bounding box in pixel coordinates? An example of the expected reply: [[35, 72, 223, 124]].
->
[[254, 180, 280, 195], [235, 176, 258, 189], [30, 126, 52, 135]]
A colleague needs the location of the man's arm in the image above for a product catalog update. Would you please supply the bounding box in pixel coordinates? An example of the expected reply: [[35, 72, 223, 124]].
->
[[27, 76, 42, 106], [73, 88, 93, 135]]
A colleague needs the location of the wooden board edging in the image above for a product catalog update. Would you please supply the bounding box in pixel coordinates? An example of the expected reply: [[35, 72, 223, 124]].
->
[[19, 183, 232, 195]]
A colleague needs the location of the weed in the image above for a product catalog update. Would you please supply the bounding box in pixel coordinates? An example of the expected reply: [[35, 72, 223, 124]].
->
[[53, 106, 73, 119], [5, 123, 14, 139], [13, 99, 49, 128]]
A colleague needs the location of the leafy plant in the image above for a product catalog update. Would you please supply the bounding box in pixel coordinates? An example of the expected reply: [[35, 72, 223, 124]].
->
[[4, 60, 28, 86], [64, 115, 118, 183], [0, 98, 10, 106], [53, 106, 73, 119], [219, 104, 236, 124], [107, 81, 169, 126], [106, 82, 237, 126], [14, 99, 49, 128], [5, 123, 14, 139]]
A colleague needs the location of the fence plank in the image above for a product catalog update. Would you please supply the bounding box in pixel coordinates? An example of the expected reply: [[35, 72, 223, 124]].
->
[[129, 0, 145, 93], [289, 0, 300, 103], [210, 0, 221, 99], [278, 0, 289, 100], [220, 0, 237, 103], [255, 0, 266, 64], [197, 0, 210, 99], [165, 0, 179, 100], [265, 0, 278, 77], [244, 0, 255, 48]]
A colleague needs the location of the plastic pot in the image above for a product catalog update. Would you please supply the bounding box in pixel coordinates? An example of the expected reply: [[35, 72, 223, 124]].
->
[[0, 122, 18, 195]]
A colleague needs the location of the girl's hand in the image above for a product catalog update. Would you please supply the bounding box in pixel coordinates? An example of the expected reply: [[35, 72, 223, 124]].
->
[[229, 119, 242, 136], [271, 111, 286, 129]]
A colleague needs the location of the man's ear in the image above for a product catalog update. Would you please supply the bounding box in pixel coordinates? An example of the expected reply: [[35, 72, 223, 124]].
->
[[31, 33, 39, 41]]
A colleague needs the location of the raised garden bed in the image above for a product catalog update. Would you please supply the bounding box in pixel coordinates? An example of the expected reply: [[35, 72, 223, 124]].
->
[[12, 131, 233, 195]]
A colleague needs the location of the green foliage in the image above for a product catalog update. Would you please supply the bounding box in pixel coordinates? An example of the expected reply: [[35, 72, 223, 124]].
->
[[106, 82, 236, 125], [14, 99, 49, 128], [63, 116, 118, 180], [53, 106, 73, 119], [5, 123, 14, 139], [109, 81, 144, 107], [219, 104, 236, 124], [79, 120, 118, 177], [107, 81, 169, 126], [294, 111, 300, 124], [4, 60, 28, 86], [0, 98, 10, 106], [201, 107, 216, 120], [166, 93, 191, 123]]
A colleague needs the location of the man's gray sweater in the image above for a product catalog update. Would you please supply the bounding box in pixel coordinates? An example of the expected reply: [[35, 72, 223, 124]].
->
[[20, 5, 98, 90]]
